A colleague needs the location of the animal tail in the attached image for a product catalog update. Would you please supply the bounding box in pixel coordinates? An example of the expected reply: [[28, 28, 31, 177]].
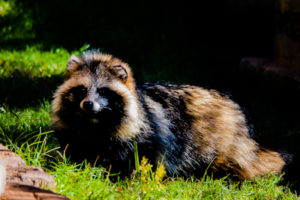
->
[[238, 147, 285, 179]]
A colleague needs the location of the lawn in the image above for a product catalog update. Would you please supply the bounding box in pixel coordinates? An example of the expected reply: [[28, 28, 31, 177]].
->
[[0, 46, 298, 200]]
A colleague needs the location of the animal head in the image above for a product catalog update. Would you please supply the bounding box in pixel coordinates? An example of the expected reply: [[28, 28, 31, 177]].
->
[[51, 50, 146, 140]]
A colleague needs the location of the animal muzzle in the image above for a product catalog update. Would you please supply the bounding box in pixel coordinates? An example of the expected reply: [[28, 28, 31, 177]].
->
[[80, 100, 101, 113]]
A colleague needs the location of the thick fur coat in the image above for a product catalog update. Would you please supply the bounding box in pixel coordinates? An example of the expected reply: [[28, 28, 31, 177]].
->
[[51, 51, 285, 178]]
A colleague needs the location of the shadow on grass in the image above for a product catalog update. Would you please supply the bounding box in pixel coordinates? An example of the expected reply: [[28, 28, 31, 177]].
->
[[0, 74, 64, 108], [0, 74, 63, 150]]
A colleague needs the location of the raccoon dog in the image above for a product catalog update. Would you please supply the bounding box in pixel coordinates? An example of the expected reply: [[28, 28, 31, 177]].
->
[[51, 50, 285, 179]]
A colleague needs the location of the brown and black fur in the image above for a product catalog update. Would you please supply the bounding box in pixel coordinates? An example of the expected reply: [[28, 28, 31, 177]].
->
[[51, 50, 285, 179]]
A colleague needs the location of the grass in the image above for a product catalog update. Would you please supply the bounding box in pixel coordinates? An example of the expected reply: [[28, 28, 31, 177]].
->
[[0, 46, 70, 78], [0, 46, 298, 199]]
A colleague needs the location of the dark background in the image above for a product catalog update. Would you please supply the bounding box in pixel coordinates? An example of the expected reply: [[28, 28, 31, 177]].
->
[[1, 0, 299, 189], [1, 0, 277, 75]]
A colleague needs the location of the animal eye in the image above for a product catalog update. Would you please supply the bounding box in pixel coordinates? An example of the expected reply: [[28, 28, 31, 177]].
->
[[97, 88, 106, 95], [72, 85, 87, 98]]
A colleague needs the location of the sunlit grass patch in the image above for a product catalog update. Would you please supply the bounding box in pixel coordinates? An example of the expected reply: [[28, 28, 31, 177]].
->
[[0, 46, 72, 78], [53, 140, 297, 199], [0, 101, 51, 138], [53, 161, 297, 200]]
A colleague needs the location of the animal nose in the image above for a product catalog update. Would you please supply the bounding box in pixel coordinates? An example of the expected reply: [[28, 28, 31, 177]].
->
[[83, 101, 94, 111]]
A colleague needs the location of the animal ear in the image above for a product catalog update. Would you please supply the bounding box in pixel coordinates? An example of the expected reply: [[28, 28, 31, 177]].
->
[[66, 55, 81, 72], [109, 65, 128, 82]]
